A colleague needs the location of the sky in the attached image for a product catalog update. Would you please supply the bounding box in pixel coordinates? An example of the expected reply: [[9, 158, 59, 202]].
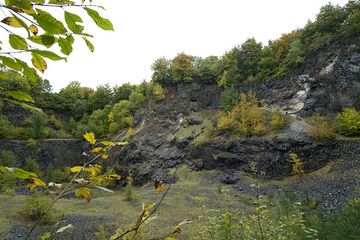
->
[[1, 0, 350, 91]]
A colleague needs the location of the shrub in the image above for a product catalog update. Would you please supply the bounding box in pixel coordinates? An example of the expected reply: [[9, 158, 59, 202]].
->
[[289, 153, 305, 175], [125, 127, 135, 139], [195, 200, 318, 240], [23, 158, 42, 177], [152, 83, 166, 101], [22, 192, 54, 223], [0, 172, 17, 193], [321, 198, 360, 240], [220, 87, 239, 112], [270, 108, 286, 130], [336, 107, 360, 136], [48, 114, 63, 130], [217, 92, 267, 136], [308, 113, 335, 140], [46, 164, 69, 183], [23, 113, 48, 139], [217, 112, 236, 131], [0, 114, 16, 139], [26, 138, 37, 149], [0, 150, 16, 167]]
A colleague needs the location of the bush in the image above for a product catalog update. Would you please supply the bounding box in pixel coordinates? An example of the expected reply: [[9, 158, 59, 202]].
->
[[308, 113, 335, 140], [23, 158, 42, 177], [48, 114, 63, 130], [217, 92, 267, 136], [196, 201, 318, 240], [22, 192, 54, 223], [220, 87, 239, 112], [152, 83, 166, 101], [0, 150, 16, 167], [270, 108, 286, 130], [125, 127, 135, 139], [23, 113, 48, 139], [0, 172, 17, 193], [46, 163, 69, 183], [321, 198, 360, 240], [0, 114, 17, 139], [336, 108, 360, 136]]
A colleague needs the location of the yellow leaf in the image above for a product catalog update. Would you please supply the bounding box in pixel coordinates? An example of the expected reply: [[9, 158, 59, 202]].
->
[[91, 147, 103, 154], [75, 187, 91, 202], [29, 24, 38, 35], [1, 17, 22, 28], [27, 177, 47, 190], [85, 164, 101, 177], [70, 166, 83, 173], [101, 154, 108, 160], [154, 180, 164, 192], [83, 132, 96, 145]]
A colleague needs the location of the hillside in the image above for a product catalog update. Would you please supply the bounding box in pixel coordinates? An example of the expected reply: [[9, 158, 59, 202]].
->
[[1, 1, 360, 239]]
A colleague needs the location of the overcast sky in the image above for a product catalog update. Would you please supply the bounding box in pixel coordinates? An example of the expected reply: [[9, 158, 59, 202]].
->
[[13, 0, 352, 91]]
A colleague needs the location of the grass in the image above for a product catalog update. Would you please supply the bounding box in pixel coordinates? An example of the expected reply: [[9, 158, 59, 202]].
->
[[0, 166, 254, 239], [1, 158, 358, 239]]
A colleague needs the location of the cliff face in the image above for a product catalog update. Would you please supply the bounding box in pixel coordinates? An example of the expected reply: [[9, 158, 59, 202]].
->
[[0, 139, 86, 169], [112, 36, 360, 184]]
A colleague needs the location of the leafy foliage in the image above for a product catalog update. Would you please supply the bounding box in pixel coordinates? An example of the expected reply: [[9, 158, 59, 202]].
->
[[336, 107, 360, 136], [0, 0, 114, 108], [217, 92, 267, 136], [270, 107, 286, 130], [308, 113, 335, 140]]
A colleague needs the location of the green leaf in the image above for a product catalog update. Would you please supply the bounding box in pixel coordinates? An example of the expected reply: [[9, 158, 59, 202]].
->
[[7, 91, 34, 103], [33, 9, 67, 34], [82, 37, 94, 52], [40, 232, 51, 240], [100, 141, 115, 147], [5, 167, 38, 180], [15, 58, 39, 82], [64, 11, 84, 34], [7, 0, 32, 10], [58, 35, 74, 55], [2, 98, 41, 111], [0, 72, 9, 81], [84, 7, 114, 31], [31, 53, 47, 73], [29, 35, 56, 48], [9, 34, 28, 50], [30, 49, 66, 61], [0, 56, 22, 71]]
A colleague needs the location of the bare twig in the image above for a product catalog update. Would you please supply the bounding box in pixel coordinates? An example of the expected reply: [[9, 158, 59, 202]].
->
[[113, 166, 180, 240], [32, 3, 103, 8], [0, 3, 41, 28]]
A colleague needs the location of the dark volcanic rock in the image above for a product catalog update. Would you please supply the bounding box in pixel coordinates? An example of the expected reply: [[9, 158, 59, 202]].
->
[[0, 139, 86, 169]]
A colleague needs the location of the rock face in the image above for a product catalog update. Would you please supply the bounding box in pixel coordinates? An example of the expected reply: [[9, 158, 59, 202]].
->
[[112, 36, 360, 184], [0, 139, 86, 169], [238, 36, 360, 116]]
